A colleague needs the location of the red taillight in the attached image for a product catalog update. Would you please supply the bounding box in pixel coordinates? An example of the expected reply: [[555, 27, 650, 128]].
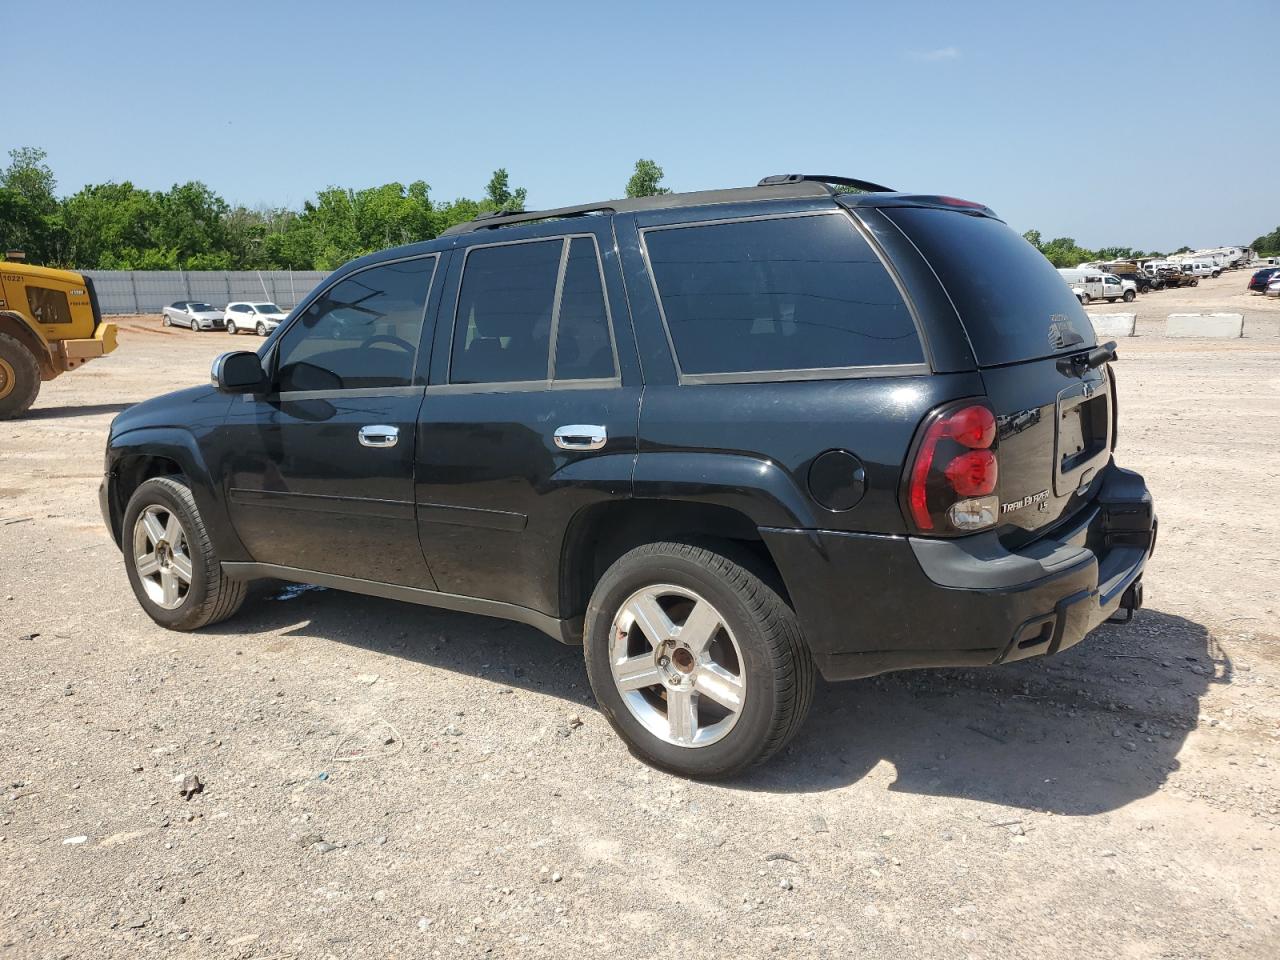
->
[[944, 449, 998, 496], [906, 402, 999, 532]]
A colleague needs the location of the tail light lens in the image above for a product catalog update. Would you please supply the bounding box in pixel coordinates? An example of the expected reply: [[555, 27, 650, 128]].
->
[[905, 401, 999, 533]]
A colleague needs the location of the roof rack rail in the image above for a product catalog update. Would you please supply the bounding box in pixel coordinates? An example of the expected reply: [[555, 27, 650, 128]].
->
[[757, 174, 895, 193], [441, 202, 617, 237]]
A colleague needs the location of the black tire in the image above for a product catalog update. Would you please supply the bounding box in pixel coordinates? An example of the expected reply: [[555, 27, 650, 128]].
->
[[162, 314, 171, 327], [1123, 290, 1136, 302], [255, 321, 266, 337], [1079, 292, 1091, 305], [1190, 279, 1199, 287], [584, 541, 815, 779], [0, 332, 41, 420], [122, 476, 246, 630], [226, 319, 237, 335]]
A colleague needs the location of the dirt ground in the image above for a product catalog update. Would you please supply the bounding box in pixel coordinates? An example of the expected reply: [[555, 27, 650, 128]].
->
[[1, 283, 1278, 959]]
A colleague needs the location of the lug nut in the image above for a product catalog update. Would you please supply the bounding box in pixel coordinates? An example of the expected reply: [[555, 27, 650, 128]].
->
[[659, 656, 670, 667]]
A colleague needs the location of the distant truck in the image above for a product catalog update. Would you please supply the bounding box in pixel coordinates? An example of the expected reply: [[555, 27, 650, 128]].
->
[[0, 259, 118, 419], [1057, 268, 1137, 303]]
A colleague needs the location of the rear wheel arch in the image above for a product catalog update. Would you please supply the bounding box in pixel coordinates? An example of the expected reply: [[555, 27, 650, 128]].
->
[[558, 499, 792, 636]]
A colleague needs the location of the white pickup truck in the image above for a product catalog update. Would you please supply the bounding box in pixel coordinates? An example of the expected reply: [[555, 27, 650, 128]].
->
[[1057, 268, 1138, 304]]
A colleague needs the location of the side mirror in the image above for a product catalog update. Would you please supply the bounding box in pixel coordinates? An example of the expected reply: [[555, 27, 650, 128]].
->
[[211, 351, 267, 394]]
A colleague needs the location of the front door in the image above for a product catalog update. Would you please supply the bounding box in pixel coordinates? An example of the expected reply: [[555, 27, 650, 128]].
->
[[415, 227, 642, 617], [216, 254, 441, 588]]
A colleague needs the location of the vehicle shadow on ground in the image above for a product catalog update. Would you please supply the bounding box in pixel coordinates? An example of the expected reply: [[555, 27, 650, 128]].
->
[[212, 590, 1218, 816], [25, 401, 135, 420]]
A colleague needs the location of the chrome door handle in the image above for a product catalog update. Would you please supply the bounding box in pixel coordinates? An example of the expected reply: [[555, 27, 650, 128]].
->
[[358, 425, 399, 448], [554, 424, 607, 451]]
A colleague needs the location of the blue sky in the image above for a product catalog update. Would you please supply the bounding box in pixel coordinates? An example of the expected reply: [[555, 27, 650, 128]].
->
[[9, 0, 1274, 250]]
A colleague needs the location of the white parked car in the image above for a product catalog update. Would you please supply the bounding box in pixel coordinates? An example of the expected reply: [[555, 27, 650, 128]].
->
[[224, 302, 288, 336], [1057, 269, 1137, 304], [1267, 278, 1280, 299], [1179, 261, 1218, 279], [161, 301, 225, 331]]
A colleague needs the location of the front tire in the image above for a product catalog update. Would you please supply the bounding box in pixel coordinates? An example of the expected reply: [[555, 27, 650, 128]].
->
[[255, 321, 267, 336], [225, 319, 238, 335], [0, 332, 41, 420], [162, 314, 171, 327], [1123, 290, 1136, 302], [122, 476, 246, 630], [584, 541, 815, 779]]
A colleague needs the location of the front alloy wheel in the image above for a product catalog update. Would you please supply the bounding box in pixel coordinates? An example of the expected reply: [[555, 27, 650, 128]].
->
[[133, 504, 193, 608], [226, 319, 238, 335], [122, 476, 246, 630], [256, 321, 267, 336], [610, 584, 746, 747]]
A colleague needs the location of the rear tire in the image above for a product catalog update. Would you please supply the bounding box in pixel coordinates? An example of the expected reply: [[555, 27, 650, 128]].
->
[[584, 541, 815, 779], [122, 476, 246, 630], [0, 332, 41, 420], [1079, 292, 1091, 305]]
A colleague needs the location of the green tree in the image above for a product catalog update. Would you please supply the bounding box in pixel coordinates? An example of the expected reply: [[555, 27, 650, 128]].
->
[[0, 147, 64, 264], [1252, 227, 1280, 257], [1022, 229, 1043, 250], [62, 182, 159, 268], [484, 168, 527, 212], [625, 159, 671, 198]]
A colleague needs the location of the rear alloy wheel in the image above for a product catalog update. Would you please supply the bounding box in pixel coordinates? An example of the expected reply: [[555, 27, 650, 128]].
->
[[226, 319, 238, 335], [0, 332, 41, 420], [256, 321, 267, 336], [123, 476, 246, 630], [585, 541, 815, 779]]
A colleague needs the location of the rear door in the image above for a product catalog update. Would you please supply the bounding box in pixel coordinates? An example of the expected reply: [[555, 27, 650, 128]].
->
[[416, 223, 642, 617], [881, 206, 1112, 543]]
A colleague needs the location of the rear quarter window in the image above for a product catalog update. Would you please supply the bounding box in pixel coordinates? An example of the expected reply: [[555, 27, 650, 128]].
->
[[885, 207, 1096, 366], [643, 212, 923, 378]]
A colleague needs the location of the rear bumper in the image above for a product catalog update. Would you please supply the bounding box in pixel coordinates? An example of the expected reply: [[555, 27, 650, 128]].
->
[[763, 466, 1156, 681]]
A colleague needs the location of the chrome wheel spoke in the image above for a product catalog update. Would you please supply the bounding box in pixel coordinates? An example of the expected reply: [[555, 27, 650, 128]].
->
[[164, 512, 183, 544], [160, 568, 180, 607], [142, 512, 166, 546], [667, 686, 698, 744], [678, 599, 721, 656], [628, 593, 675, 649], [135, 551, 161, 577], [694, 662, 744, 712], [613, 655, 663, 692], [169, 550, 193, 583]]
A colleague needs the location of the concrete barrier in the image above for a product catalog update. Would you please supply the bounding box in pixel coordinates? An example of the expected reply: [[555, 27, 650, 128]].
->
[[1088, 313, 1136, 338], [1165, 313, 1244, 338]]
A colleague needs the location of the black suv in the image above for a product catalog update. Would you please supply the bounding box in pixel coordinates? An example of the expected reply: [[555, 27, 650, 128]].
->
[[100, 175, 1156, 778]]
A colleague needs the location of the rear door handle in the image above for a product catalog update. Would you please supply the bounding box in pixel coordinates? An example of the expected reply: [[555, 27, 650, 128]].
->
[[358, 425, 399, 448], [553, 424, 607, 451]]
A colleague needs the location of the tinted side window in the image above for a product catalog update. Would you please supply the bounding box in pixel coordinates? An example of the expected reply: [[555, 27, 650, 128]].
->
[[275, 257, 435, 392], [450, 240, 561, 384], [644, 214, 922, 376], [554, 238, 616, 380], [27, 287, 73, 324]]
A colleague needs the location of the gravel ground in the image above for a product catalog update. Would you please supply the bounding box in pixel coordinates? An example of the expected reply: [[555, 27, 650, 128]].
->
[[1, 298, 1277, 959]]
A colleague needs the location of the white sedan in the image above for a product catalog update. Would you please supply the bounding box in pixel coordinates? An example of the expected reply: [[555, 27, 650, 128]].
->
[[224, 302, 288, 336]]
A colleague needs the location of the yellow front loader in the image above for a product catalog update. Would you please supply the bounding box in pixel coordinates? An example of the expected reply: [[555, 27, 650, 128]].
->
[[0, 260, 118, 419]]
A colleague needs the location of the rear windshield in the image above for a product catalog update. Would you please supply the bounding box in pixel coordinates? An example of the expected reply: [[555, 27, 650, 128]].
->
[[886, 207, 1095, 366]]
